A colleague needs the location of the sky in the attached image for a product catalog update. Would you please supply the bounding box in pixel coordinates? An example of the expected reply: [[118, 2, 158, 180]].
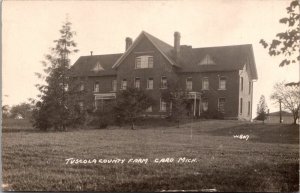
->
[[2, 0, 299, 116]]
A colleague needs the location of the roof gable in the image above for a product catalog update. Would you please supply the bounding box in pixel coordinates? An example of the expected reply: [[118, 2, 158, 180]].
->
[[69, 53, 122, 77], [178, 44, 258, 80], [112, 31, 177, 69], [198, 54, 215, 65]]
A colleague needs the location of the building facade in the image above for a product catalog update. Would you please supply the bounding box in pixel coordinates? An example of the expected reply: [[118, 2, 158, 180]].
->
[[69, 31, 258, 120]]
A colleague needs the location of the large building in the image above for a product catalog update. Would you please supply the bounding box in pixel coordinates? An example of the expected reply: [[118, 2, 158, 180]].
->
[[69, 31, 258, 120]]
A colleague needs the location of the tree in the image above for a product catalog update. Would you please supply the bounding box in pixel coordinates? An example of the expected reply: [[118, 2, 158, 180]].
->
[[114, 88, 154, 130], [32, 17, 79, 131], [270, 81, 300, 124], [161, 80, 192, 127], [260, 0, 299, 68], [10, 103, 33, 119], [2, 105, 10, 118], [256, 95, 268, 123]]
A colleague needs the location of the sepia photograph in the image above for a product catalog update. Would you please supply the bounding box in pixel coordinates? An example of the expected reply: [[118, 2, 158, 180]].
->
[[1, 0, 299, 192]]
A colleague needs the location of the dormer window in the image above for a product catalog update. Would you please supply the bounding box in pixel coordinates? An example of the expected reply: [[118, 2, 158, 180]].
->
[[186, 77, 192, 91], [92, 62, 104, 72], [135, 55, 153, 69], [199, 54, 215, 65]]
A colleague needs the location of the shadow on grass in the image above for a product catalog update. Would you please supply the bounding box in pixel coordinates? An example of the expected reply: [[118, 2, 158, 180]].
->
[[203, 123, 299, 145], [109, 162, 299, 192]]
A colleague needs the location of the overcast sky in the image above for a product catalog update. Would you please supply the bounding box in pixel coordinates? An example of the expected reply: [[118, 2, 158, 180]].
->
[[2, 0, 299, 115]]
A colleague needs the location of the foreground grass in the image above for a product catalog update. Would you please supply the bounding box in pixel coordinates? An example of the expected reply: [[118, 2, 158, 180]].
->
[[2, 120, 299, 192]]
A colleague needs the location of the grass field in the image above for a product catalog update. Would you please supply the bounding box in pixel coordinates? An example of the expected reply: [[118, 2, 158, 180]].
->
[[2, 119, 299, 192]]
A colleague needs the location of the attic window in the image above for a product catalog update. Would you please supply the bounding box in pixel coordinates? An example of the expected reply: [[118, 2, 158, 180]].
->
[[92, 62, 104, 72], [199, 54, 215, 65]]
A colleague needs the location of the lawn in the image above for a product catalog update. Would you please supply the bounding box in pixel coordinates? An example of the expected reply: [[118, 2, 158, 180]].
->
[[2, 119, 299, 192]]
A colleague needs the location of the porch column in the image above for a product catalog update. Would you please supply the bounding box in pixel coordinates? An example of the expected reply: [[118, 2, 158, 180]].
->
[[193, 94, 196, 117]]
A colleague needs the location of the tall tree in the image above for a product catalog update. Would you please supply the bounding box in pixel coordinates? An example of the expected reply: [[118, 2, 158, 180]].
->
[[256, 95, 268, 123], [114, 88, 154, 130], [260, 0, 299, 68], [32, 18, 79, 131], [270, 81, 300, 124]]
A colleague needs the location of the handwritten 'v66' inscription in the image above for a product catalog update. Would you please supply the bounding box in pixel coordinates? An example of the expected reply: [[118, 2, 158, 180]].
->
[[233, 134, 249, 141]]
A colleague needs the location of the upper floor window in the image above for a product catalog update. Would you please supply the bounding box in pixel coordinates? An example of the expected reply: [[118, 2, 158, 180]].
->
[[202, 77, 209, 90], [218, 98, 226, 113], [121, 79, 127, 90], [94, 82, 99, 92], [135, 77, 141, 89], [240, 77, 244, 91], [219, 77, 226, 90], [186, 77, 192, 91], [147, 78, 153, 89], [112, 80, 117, 92], [135, 55, 153, 69], [161, 76, 167, 89]]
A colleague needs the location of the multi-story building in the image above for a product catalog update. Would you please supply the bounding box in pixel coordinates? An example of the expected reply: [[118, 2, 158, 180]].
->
[[69, 31, 258, 120]]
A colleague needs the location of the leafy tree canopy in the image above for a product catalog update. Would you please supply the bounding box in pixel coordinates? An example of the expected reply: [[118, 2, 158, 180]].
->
[[260, 0, 299, 67]]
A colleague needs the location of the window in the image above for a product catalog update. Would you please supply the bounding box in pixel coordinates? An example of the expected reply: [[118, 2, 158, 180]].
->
[[79, 82, 84, 91], [161, 76, 167, 89], [218, 98, 226, 113], [94, 82, 99, 92], [201, 98, 208, 112], [248, 81, 251, 94], [112, 80, 117, 91], [135, 55, 153, 69], [240, 98, 243, 114], [248, 101, 251, 115], [135, 77, 140, 89], [146, 106, 152, 112], [202, 77, 209, 90], [160, 98, 167, 112], [219, 77, 226, 90], [78, 101, 84, 111], [186, 77, 192, 91], [147, 78, 153, 89], [121, 79, 127, 90], [240, 77, 244, 91]]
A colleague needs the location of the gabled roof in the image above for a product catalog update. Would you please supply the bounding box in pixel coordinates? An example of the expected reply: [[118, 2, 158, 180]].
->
[[112, 31, 177, 68], [69, 53, 122, 77], [178, 44, 258, 80], [70, 31, 258, 80]]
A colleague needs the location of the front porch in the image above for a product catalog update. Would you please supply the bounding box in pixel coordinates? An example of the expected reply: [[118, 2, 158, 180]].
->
[[187, 91, 202, 117]]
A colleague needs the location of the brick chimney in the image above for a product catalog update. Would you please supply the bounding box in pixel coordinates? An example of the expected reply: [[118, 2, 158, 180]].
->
[[125, 37, 133, 51], [174, 31, 181, 58]]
